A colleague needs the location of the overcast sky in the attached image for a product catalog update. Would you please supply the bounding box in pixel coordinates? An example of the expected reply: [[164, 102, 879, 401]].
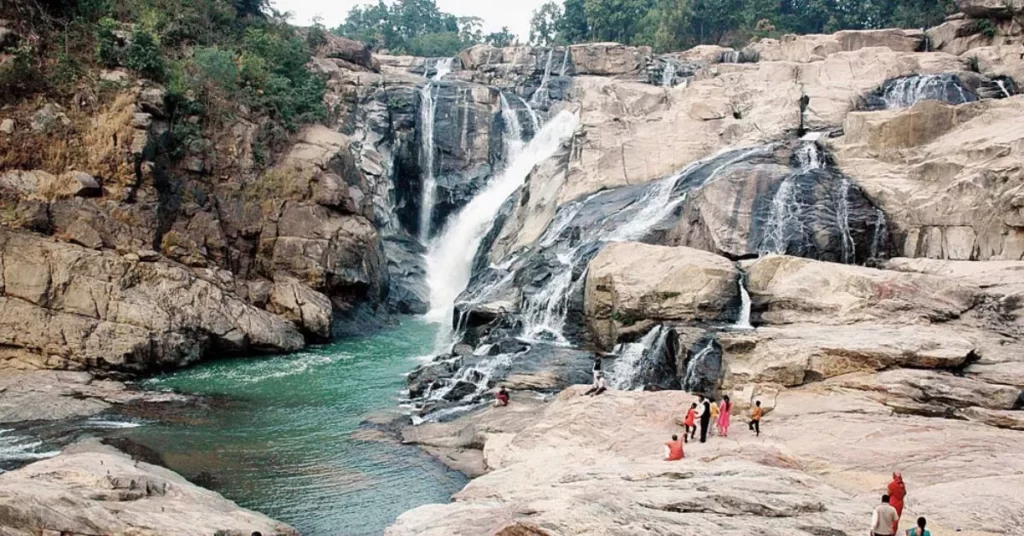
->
[[272, 0, 548, 42]]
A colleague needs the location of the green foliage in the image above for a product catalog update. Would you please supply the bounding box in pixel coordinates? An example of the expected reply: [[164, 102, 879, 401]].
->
[[96, 17, 123, 67], [126, 29, 165, 80], [977, 18, 998, 38], [336, 0, 485, 55], [0, 44, 45, 105], [530, 2, 564, 45], [485, 27, 517, 47], [538, 0, 957, 49], [967, 55, 981, 73], [307, 18, 328, 50]]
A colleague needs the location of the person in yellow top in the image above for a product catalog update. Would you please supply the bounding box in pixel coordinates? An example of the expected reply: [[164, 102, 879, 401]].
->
[[709, 400, 720, 435], [748, 400, 763, 437]]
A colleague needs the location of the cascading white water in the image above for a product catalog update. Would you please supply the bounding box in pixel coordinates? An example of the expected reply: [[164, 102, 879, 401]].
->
[[519, 147, 770, 343], [836, 177, 855, 264], [498, 93, 525, 157], [732, 275, 753, 330], [559, 47, 570, 76], [996, 79, 1012, 99], [721, 50, 740, 63], [682, 340, 715, 392], [608, 325, 670, 390], [870, 208, 887, 259], [423, 111, 580, 328], [415, 59, 455, 244], [516, 94, 541, 133], [880, 74, 974, 109], [759, 141, 822, 256], [662, 61, 677, 88], [531, 49, 555, 106]]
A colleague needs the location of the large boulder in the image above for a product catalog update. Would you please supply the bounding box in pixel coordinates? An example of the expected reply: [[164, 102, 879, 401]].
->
[[569, 43, 652, 75], [745, 29, 924, 63], [584, 243, 739, 348], [267, 278, 333, 341], [318, 33, 376, 71], [0, 229, 304, 372], [743, 255, 977, 325], [0, 439, 298, 536]]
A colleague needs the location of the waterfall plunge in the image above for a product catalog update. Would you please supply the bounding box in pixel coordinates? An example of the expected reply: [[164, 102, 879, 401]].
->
[[416, 58, 455, 244], [423, 111, 580, 326]]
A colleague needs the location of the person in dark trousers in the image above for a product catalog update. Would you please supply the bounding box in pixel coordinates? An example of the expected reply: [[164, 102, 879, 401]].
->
[[592, 354, 602, 383], [749, 400, 763, 436], [699, 395, 712, 443], [584, 372, 607, 396], [684, 402, 698, 442]]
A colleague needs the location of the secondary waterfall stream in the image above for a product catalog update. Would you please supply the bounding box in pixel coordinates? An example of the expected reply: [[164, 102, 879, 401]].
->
[[417, 58, 454, 243]]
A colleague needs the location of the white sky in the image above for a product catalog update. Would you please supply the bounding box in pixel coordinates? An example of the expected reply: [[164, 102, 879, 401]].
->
[[272, 0, 549, 42]]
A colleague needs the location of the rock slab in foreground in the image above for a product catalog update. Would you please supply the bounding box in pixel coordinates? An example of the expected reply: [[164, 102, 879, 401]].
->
[[0, 439, 298, 536]]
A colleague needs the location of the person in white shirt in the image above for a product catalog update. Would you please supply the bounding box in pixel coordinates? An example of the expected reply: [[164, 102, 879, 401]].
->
[[870, 494, 900, 536], [584, 372, 607, 396]]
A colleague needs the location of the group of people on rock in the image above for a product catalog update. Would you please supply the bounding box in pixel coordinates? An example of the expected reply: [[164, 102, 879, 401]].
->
[[871, 473, 928, 536], [664, 395, 763, 460]]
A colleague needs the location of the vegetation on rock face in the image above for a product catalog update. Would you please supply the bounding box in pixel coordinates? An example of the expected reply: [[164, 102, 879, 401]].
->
[[334, 0, 520, 56], [527, 0, 959, 50], [0, 0, 326, 171]]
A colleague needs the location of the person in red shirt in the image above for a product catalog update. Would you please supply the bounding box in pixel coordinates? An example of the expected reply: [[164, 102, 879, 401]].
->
[[495, 386, 509, 407], [684, 402, 698, 442], [664, 434, 685, 461], [888, 472, 906, 534]]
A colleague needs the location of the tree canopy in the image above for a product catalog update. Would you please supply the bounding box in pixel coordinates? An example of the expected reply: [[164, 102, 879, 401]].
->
[[529, 0, 957, 52], [335, 0, 519, 56]]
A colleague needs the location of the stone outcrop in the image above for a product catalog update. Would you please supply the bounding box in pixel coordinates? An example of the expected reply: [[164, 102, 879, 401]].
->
[[0, 229, 304, 372], [745, 29, 924, 63], [834, 97, 1024, 260], [389, 386, 1024, 535], [0, 439, 298, 536], [584, 243, 739, 348]]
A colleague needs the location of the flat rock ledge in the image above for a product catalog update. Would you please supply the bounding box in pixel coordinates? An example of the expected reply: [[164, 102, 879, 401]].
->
[[391, 385, 1024, 536], [0, 439, 298, 536]]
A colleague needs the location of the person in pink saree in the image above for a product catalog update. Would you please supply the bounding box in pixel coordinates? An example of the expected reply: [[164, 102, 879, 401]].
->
[[717, 395, 732, 437]]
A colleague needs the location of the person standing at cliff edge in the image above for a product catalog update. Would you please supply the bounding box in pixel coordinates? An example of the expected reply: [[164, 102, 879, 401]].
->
[[699, 396, 712, 443], [888, 472, 907, 535]]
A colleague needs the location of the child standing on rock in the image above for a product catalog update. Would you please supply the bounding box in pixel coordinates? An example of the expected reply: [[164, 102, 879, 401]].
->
[[684, 402, 698, 442], [749, 400, 763, 437]]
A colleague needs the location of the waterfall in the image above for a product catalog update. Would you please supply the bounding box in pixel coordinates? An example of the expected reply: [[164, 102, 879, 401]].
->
[[608, 325, 672, 390], [878, 74, 978, 109], [759, 141, 822, 256], [518, 146, 770, 343], [721, 50, 740, 63], [996, 79, 1012, 99], [870, 208, 888, 259], [417, 83, 440, 243], [531, 49, 555, 106], [433, 57, 453, 81], [662, 61, 677, 88], [559, 47, 570, 76], [516, 94, 541, 133], [732, 274, 753, 330], [836, 177, 855, 264], [499, 93, 526, 157], [682, 340, 720, 394], [423, 111, 580, 326]]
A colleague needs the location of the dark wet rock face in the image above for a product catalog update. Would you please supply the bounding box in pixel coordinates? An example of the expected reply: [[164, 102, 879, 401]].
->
[[860, 73, 980, 110], [681, 336, 723, 396]]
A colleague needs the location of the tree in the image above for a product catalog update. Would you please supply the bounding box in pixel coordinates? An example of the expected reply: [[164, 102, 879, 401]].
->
[[485, 27, 517, 47], [233, 0, 268, 18], [458, 16, 485, 46], [559, 0, 590, 43], [584, 0, 656, 44], [530, 2, 564, 45]]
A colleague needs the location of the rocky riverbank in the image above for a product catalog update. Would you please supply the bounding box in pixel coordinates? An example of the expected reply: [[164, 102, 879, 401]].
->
[[392, 385, 1024, 535]]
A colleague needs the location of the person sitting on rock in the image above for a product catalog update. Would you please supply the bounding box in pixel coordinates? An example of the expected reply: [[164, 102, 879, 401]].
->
[[870, 494, 899, 536], [495, 386, 510, 407], [684, 402, 698, 442], [592, 354, 602, 382], [664, 434, 685, 461], [906, 516, 929, 536], [748, 400, 763, 437], [584, 372, 607, 396]]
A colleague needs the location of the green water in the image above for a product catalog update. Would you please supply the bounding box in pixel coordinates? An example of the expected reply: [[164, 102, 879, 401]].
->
[[116, 318, 466, 536]]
